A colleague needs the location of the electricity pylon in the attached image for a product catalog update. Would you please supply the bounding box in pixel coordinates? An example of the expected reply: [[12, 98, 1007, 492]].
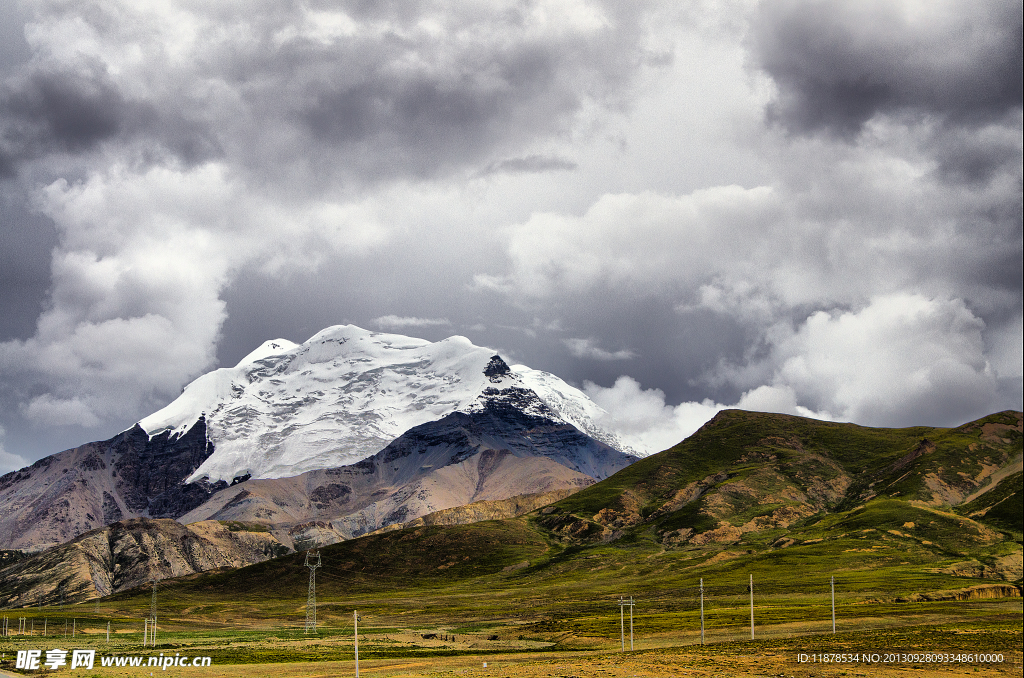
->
[[304, 551, 321, 634]]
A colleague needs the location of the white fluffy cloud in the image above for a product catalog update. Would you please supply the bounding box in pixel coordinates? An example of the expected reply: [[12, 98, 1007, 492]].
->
[[0, 0, 1018, 464], [587, 294, 1010, 454], [0, 161, 392, 426], [563, 337, 635, 361], [584, 376, 727, 454], [483, 102, 1020, 431], [477, 186, 783, 298], [732, 294, 1002, 427], [0, 0, 660, 436]]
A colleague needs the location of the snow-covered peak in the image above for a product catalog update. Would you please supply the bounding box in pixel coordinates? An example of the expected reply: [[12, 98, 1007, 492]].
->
[[235, 338, 299, 367], [139, 325, 636, 482]]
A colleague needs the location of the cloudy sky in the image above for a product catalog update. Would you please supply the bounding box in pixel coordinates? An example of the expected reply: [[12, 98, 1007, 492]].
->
[[0, 0, 1021, 470]]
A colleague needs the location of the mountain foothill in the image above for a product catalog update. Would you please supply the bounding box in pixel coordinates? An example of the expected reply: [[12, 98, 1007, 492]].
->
[[0, 326, 1020, 607]]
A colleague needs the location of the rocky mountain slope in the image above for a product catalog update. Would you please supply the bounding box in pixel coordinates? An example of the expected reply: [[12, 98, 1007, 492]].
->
[[2, 408, 1020, 609], [0, 421, 227, 551], [178, 391, 635, 547], [0, 518, 289, 607], [0, 326, 638, 551]]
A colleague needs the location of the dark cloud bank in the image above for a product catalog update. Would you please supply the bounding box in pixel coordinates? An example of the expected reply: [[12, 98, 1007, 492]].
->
[[0, 0, 1020, 468]]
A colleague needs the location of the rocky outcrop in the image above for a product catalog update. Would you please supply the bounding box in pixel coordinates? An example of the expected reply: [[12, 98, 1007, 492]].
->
[[891, 584, 1021, 603], [0, 420, 225, 552], [0, 518, 289, 606]]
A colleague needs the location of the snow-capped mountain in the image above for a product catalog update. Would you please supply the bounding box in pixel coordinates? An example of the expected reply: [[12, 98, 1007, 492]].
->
[[0, 325, 641, 552], [140, 325, 638, 482]]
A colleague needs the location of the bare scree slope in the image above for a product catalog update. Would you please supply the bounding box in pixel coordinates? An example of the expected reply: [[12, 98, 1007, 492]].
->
[[0, 325, 638, 551]]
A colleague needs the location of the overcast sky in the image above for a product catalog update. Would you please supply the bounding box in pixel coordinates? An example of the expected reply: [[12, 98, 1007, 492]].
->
[[0, 0, 1021, 470]]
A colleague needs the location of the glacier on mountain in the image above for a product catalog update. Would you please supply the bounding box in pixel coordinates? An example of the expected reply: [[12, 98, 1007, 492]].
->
[[139, 325, 638, 482]]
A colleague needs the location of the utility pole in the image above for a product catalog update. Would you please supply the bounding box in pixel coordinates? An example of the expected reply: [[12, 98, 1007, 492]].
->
[[149, 579, 158, 647], [622, 598, 630, 651], [831, 576, 836, 634], [354, 610, 360, 678], [305, 551, 321, 634], [749, 574, 754, 640], [618, 596, 635, 651], [619, 597, 624, 651], [699, 578, 705, 646]]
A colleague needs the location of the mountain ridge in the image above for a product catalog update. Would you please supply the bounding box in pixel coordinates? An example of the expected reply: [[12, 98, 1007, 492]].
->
[[0, 518, 289, 607], [2, 408, 1019, 608], [139, 325, 639, 483], [177, 397, 635, 545], [0, 326, 638, 551], [533, 408, 1022, 560]]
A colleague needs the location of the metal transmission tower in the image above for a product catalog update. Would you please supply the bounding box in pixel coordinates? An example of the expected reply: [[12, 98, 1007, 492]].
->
[[304, 551, 322, 634]]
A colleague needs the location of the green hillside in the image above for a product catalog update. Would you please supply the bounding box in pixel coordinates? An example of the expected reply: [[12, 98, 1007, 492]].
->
[[535, 409, 1023, 549], [2, 410, 1020, 674]]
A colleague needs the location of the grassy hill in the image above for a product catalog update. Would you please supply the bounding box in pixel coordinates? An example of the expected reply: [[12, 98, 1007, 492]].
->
[[538, 409, 1022, 539], [1, 410, 1020, 675], [90, 411, 1024, 606]]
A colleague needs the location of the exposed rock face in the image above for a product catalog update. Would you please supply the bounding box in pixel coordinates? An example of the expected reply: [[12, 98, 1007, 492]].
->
[[0, 420, 225, 552], [0, 518, 289, 606], [178, 404, 632, 547], [113, 423, 225, 517]]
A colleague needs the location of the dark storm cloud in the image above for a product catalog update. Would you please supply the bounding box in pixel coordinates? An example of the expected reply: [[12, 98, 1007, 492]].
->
[[213, 1, 647, 185], [0, 63, 220, 175], [0, 0, 653, 190], [0, 197, 56, 340], [1, 0, 1020, 466], [753, 0, 1023, 137], [1, 1, 653, 188], [930, 125, 1024, 186], [0, 0, 664, 463], [0, 64, 128, 173], [7, 68, 123, 151]]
